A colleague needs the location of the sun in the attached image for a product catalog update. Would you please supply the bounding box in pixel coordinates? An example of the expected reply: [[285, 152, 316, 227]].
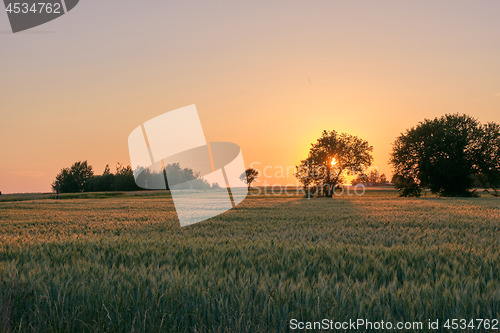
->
[[331, 157, 337, 166]]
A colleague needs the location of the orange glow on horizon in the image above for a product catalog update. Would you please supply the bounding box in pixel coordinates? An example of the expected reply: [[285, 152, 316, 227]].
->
[[1, 2, 500, 193]]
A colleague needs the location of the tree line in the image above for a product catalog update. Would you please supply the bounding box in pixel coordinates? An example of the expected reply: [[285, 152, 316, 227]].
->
[[52, 162, 139, 193], [296, 113, 500, 197], [351, 170, 389, 187], [52, 162, 218, 194], [53, 113, 499, 198]]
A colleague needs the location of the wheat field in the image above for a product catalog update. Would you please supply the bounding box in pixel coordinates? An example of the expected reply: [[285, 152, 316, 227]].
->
[[0, 190, 499, 332]]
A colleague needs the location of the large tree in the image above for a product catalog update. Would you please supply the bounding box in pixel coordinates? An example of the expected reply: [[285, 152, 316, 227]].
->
[[391, 114, 500, 197], [240, 168, 259, 190], [52, 160, 94, 193], [295, 130, 373, 197]]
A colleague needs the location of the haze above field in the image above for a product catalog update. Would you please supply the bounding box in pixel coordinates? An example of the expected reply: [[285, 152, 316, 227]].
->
[[1, 1, 500, 193]]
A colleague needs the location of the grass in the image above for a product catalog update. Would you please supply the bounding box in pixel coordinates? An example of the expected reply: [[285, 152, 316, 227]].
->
[[0, 190, 499, 332], [0, 191, 171, 203]]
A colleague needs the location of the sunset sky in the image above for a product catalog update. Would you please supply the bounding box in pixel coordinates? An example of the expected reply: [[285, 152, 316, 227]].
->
[[1, 1, 500, 193]]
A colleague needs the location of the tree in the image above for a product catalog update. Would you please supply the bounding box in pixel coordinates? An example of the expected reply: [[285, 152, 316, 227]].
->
[[391, 174, 421, 197], [379, 174, 388, 185], [351, 170, 389, 186], [240, 168, 259, 190], [295, 130, 373, 197], [113, 163, 139, 191], [390, 114, 500, 197], [350, 173, 368, 186], [367, 169, 379, 185], [476, 122, 500, 196], [52, 160, 94, 193], [102, 164, 112, 176], [295, 158, 318, 198], [84, 164, 115, 192]]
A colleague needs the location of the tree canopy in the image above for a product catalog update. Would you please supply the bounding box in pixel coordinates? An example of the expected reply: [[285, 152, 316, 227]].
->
[[391, 114, 500, 197], [295, 130, 373, 197], [52, 161, 94, 193], [53, 161, 141, 193], [240, 168, 259, 190], [351, 169, 389, 186], [53, 161, 215, 194]]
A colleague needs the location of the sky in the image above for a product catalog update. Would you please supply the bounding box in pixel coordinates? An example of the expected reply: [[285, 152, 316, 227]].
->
[[1, 1, 500, 193]]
